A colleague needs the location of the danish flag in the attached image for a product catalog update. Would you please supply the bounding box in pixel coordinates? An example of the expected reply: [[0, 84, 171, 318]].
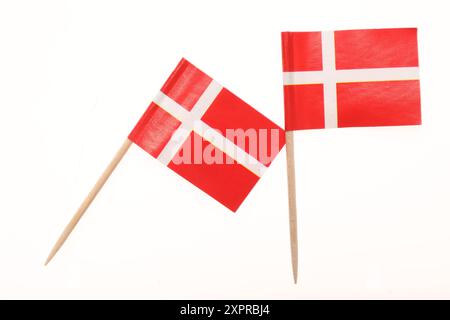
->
[[129, 59, 285, 212], [282, 28, 421, 130]]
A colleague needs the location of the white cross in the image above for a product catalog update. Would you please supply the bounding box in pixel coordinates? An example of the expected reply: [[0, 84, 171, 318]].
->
[[283, 31, 420, 128]]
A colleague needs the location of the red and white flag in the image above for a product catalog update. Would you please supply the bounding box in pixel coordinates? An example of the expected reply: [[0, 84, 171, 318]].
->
[[281, 28, 421, 130], [129, 59, 285, 212]]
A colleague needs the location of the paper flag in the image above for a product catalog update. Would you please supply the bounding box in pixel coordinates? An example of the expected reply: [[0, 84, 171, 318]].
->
[[129, 58, 285, 211], [282, 28, 421, 130]]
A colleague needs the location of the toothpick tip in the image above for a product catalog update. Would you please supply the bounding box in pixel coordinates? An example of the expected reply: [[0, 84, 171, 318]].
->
[[44, 252, 55, 266]]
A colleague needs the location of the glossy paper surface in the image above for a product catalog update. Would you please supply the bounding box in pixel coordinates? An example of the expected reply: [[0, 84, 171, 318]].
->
[[129, 59, 285, 212], [282, 28, 421, 130]]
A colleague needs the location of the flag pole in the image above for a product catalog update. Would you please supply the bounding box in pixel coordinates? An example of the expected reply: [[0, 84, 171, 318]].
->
[[285, 131, 298, 284], [45, 138, 132, 265]]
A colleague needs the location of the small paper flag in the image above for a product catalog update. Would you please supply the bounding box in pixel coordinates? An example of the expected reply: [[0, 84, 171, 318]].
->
[[281, 28, 421, 130], [129, 58, 285, 211]]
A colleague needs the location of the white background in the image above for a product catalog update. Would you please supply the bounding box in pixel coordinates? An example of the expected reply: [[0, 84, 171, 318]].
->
[[0, 0, 449, 299]]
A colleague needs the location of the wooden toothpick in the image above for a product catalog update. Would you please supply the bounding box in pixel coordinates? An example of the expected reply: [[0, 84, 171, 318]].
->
[[285, 131, 298, 284], [45, 138, 132, 265]]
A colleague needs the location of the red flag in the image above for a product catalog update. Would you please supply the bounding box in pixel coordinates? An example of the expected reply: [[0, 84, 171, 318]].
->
[[281, 28, 421, 130], [129, 59, 285, 212]]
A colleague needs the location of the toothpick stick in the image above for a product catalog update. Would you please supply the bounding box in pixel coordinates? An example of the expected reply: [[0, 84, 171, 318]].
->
[[45, 138, 132, 265], [285, 131, 298, 284]]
